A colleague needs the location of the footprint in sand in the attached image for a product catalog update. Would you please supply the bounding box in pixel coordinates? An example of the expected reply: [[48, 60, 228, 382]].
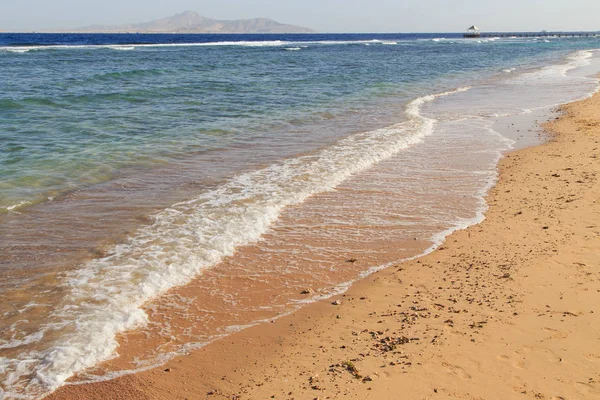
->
[[518, 345, 533, 354], [441, 362, 472, 380], [542, 327, 568, 340], [575, 381, 600, 396], [497, 354, 525, 369], [499, 351, 530, 370]]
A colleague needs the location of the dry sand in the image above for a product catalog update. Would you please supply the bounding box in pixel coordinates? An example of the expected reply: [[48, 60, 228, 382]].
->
[[49, 92, 600, 400]]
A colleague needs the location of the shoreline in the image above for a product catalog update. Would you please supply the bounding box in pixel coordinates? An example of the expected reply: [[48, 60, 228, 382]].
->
[[48, 92, 600, 398]]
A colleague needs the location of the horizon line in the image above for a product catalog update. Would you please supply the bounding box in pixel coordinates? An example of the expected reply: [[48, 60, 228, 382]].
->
[[1, 30, 600, 34]]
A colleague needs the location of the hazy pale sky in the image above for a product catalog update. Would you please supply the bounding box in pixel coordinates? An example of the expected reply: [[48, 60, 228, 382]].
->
[[1, 0, 599, 33]]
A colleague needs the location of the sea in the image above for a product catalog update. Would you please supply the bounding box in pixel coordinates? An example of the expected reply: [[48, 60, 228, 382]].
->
[[1, 32, 600, 399]]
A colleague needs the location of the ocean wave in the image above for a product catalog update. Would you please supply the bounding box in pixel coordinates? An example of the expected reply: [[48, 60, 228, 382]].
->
[[0, 39, 408, 53], [0, 86, 471, 398], [0, 41, 289, 53], [515, 49, 593, 81], [109, 45, 136, 51], [1, 200, 32, 213], [428, 37, 503, 45]]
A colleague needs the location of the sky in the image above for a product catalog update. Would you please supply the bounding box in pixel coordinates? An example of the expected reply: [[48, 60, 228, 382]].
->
[[1, 0, 599, 33]]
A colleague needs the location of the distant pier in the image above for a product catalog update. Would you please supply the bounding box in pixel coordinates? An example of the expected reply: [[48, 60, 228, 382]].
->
[[476, 32, 599, 38]]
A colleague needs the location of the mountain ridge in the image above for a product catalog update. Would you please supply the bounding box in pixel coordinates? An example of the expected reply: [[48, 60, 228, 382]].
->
[[68, 11, 315, 34]]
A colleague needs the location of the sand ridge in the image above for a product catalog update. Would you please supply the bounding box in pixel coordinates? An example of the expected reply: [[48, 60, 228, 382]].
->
[[48, 93, 600, 399]]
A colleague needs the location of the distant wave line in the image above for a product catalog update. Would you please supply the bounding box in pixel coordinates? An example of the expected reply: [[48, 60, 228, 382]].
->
[[0, 39, 408, 53]]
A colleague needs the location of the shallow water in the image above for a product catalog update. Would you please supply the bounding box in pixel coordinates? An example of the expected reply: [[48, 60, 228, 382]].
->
[[1, 33, 599, 398]]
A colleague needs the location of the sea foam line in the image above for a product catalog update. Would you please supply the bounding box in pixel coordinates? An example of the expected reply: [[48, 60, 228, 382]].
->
[[1, 200, 32, 213], [0, 39, 400, 53], [0, 86, 470, 399]]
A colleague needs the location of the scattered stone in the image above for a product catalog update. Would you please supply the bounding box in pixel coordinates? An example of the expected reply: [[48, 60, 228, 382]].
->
[[301, 288, 314, 295], [332, 300, 342, 305], [469, 320, 487, 329], [346, 258, 358, 263], [164, 368, 171, 372], [373, 335, 411, 352]]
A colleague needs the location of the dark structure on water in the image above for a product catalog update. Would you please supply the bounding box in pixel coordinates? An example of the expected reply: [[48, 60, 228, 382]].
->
[[480, 32, 599, 38], [463, 25, 599, 38], [463, 25, 480, 38]]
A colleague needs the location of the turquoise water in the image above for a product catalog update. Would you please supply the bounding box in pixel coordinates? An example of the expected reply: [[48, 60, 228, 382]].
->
[[1, 33, 600, 399], [2, 33, 598, 211]]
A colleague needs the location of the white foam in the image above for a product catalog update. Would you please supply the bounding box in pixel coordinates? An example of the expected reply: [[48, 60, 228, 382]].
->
[[0, 328, 46, 350], [0, 39, 404, 53], [2, 200, 31, 212], [0, 87, 470, 398], [428, 36, 506, 45], [108, 45, 135, 51], [507, 50, 599, 109], [4, 48, 30, 53], [0, 41, 289, 53]]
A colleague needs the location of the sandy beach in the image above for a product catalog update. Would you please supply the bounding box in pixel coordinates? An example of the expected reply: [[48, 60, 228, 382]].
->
[[47, 90, 600, 400]]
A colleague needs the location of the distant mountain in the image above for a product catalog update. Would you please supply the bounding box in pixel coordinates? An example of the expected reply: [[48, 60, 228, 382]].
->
[[69, 11, 315, 34]]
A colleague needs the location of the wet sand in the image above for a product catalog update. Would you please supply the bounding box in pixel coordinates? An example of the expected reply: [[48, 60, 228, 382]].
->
[[49, 91, 600, 399]]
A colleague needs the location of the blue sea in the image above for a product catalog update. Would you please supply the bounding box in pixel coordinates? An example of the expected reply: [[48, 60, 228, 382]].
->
[[1, 33, 599, 398]]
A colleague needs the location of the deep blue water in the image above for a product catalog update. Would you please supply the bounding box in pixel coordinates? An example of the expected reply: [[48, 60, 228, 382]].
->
[[0, 32, 466, 46]]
